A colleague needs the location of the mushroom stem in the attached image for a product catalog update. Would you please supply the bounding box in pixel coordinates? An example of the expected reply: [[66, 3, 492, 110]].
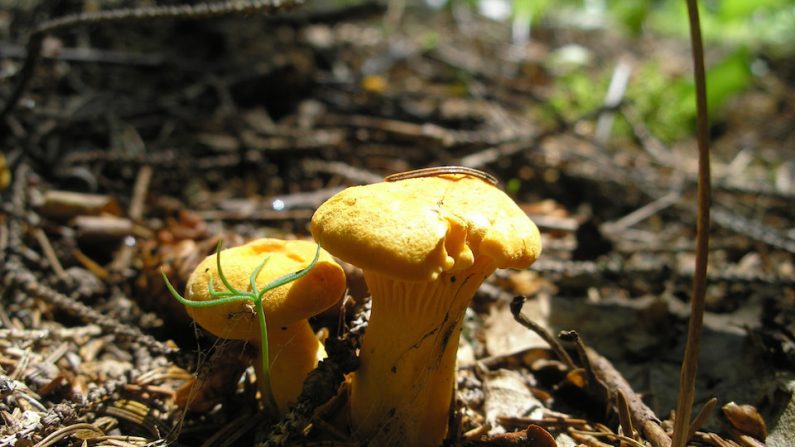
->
[[260, 319, 327, 414], [350, 256, 497, 447]]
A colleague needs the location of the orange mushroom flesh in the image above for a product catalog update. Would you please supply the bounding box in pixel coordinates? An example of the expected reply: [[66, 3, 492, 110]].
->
[[311, 170, 542, 446], [183, 238, 345, 414]]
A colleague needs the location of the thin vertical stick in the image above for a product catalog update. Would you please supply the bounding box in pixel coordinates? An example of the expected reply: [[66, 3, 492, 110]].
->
[[671, 0, 711, 446]]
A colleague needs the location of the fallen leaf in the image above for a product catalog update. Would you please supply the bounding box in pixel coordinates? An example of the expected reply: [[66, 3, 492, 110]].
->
[[722, 401, 768, 440], [483, 369, 544, 435]]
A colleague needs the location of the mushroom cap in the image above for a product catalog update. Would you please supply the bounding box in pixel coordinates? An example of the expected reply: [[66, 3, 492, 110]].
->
[[310, 173, 541, 282], [184, 238, 345, 342]]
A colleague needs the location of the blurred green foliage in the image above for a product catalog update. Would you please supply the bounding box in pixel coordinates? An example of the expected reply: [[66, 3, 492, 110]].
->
[[646, 0, 795, 52], [625, 48, 752, 142], [611, 0, 790, 141], [512, 0, 553, 25], [437, 0, 793, 141], [608, 0, 652, 35], [547, 70, 609, 123], [532, 0, 790, 141]]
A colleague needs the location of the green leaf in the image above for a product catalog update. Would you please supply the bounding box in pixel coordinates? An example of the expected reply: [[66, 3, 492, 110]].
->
[[679, 48, 753, 118], [719, 0, 789, 20], [512, 0, 553, 24], [705, 48, 753, 113], [608, 0, 651, 35]]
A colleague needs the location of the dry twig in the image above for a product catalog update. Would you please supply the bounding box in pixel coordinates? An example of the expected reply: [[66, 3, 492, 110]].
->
[[511, 298, 672, 447], [671, 1, 712, 445]]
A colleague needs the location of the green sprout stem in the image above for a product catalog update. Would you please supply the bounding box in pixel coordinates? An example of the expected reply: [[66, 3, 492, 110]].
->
[[162, 240, 321, 413], [255, 297, 273, 409]]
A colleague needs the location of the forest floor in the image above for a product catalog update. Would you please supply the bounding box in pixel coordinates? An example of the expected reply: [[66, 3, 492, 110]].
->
[[1, 1, 794, 446]]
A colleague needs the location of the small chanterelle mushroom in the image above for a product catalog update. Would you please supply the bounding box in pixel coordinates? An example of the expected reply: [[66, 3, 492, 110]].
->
[[311, 168, 542, 446], [183, 238, 345, 414]]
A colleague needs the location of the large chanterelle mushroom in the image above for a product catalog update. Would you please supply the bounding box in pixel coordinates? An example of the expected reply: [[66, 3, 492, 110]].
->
[[311, 167, 542, 446]]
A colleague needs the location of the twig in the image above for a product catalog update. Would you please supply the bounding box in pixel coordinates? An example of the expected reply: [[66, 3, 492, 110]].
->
[[568, 428, 646, 447], [616, 390, 637, 443], [544, 330, 670, 447], [32, 423, 104, 447], [526, 214, 580, 233], [583, 345, 672, 447], [559, 331, 608, 404], [711, 207, 795, 254], [671, 0, 712, 445], [457, 102, 614, 170], [32, 228, 66, 279], [63, 150, 179, 166], [72, 249, 110, 279], [6, 163, 29, 253], [714, 181, 795, 200], [509, 296, 577, 370], [621, 104, 674, 164], [318, 114, 457, 147], [497, 415, 589, 431], [196, 209, 314, 221], [545, 129, 790, 255], [602, 191, 681, 234], [0, 326, 101, 340], [4, 258, 175, 357], [268, 186, 346, 211], [110, 165, 152, 276], [301, 159, 383, 184], [530, 257, 795, 287], [459, 141, 531, 169], [595, 58, 633, 145], [0, 43, 164, 66], [128, 165, 153, 221]]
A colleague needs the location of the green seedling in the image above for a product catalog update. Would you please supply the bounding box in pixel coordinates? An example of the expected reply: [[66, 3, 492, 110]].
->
[[162, 241, 320, 412]]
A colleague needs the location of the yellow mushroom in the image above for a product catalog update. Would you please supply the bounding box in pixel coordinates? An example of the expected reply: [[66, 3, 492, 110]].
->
[[183, 238, 346, 414], [311, 169, 542, 446]]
